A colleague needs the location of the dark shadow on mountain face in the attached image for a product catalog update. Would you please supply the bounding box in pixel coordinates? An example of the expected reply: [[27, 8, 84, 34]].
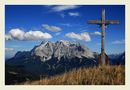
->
[[5, 56, 98, 85], [5, 64, 39, 85], [5, 52, 125, 85], [109, 52, 125, 65]]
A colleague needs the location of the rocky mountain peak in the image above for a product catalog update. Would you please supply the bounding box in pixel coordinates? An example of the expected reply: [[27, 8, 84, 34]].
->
[[30, 40, 94, 61], [6, 40, 98, 76]]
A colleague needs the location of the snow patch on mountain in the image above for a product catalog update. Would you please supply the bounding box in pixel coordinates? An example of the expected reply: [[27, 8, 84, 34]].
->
[[30, 40, 94, 62]]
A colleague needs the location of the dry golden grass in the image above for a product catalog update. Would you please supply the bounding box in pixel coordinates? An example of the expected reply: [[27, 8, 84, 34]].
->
[[22, 65, 125, 85]]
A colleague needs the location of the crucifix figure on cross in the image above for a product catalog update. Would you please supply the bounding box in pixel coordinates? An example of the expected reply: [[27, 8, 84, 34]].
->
[[88, 8, 119, 66]]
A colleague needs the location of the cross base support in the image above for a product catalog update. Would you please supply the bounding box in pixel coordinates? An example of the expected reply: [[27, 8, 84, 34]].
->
[[98, 52, 109, 66]]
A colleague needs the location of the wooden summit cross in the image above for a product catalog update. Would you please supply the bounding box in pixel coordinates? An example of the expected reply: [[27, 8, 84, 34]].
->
[[88, 8, 119, 65]]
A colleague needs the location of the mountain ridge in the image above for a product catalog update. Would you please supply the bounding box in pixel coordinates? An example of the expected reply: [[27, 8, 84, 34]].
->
[[6, 40, 97, 75], [5, 40, 125, 85]]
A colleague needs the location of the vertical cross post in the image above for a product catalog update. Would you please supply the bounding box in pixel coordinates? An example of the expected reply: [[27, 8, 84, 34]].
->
[[101, 9, 106, 65], [87, 8, 119, 66]]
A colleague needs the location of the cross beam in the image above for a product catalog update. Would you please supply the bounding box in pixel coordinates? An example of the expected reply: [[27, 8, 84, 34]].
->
[[88, 20, 119, 25], [87, 9, 119, 65]]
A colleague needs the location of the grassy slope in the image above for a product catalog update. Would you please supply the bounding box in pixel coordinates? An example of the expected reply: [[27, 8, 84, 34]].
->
[[22, 65, 125, 85]]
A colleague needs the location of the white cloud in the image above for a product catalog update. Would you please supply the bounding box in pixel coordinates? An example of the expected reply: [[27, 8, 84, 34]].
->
[[5, 35, 12, 40], [6, 28, 52, 41], [112, 40, 125, 44], [65, 32, 91, 42], [42, 24, 62, 32], [24, 31, 52, 40], [68, 12, 80, 16], [5, 48, 14, 52], [51, 5, 79, 12], [91, 31, 101, 36], [9, 28, 25, 40]]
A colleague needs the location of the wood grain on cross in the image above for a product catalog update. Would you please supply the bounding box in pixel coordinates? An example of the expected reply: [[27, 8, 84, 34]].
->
[[88, 9, 119, 65]]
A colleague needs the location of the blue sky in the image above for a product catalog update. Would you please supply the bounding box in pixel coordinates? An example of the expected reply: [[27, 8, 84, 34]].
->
[[5, 5, 125, 58]]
